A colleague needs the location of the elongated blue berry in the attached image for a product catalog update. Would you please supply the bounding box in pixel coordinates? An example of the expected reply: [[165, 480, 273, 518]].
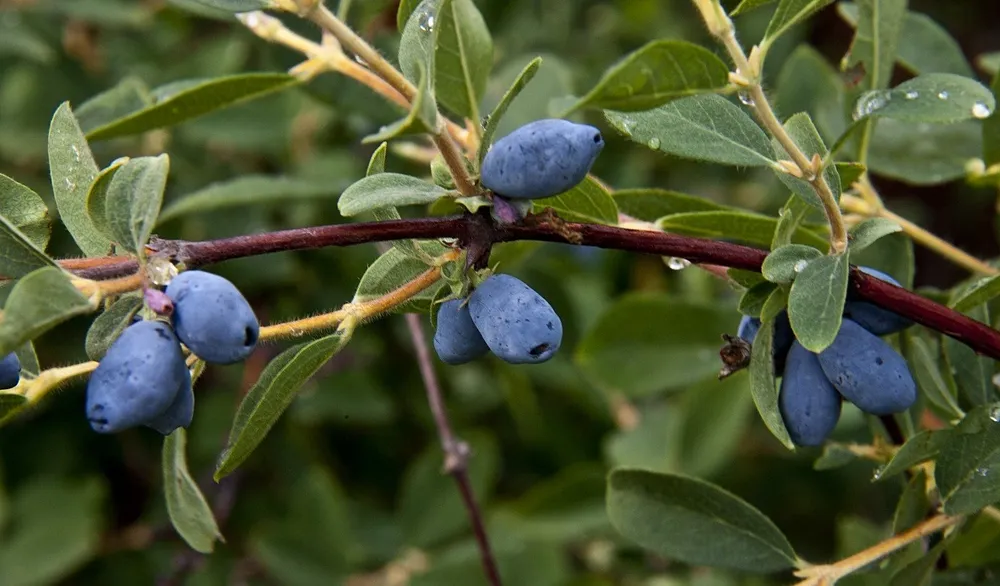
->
[[779, 342, 843, 447], [468, 275, 563, 364], [844, 266, 913, 335], [86, 321, 189, 433], [165, 271, 259, 364], [481, 119, 604, 200], [816, 319, 917, 415], [0, 352, 20, 390], [738, 312, 794, 371], [145, 373, 194, 435], [434, 299, 490, 365]]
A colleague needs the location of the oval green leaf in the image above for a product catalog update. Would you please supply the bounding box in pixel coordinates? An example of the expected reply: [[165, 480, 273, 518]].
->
[[854, 73, 995, 123], [657, 211, 828, 249], [164, 428, 223, 553], [762, 244, 824, 284], [531, 176, 618, 225], [570, 40, 729, 112], [764, 0, 836, 47], [477, 57, 541, 166], [614, 189, 727, 222], [936, 403, 1000, 515], [607, 468, 797, 572], [85, 157, 129, 243], [0, 175, 56, 278], [787, 253, 850, 353], [848, 217, 902, 253], [104, 155, 169, 256], [85, 73, 299, 141], [750, 291, 795, 449], [338, 173, 449, 217], [159, 175, 346, 223], [0, 267, 95, 357], [605, 95, 775, 167], [85, 295, 142, 361]]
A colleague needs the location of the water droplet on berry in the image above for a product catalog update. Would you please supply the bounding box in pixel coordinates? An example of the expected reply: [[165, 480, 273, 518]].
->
[[972, 101, 993, 119]]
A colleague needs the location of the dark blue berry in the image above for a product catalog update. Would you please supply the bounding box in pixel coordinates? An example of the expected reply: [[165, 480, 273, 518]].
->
[[779, 342, 843, 447], [144, 373, 194, 435], [468, 274, 563, 364], [86, 321, 189, 433], [0, 352, 20, 390], [816, 319, 917, 415], [844, 266, 913, 335], [433, 299, 490, 365], [165, 271, 259, 365], [480, 119, 604, 200]]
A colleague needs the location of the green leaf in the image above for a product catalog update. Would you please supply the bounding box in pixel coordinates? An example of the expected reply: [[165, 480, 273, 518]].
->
[[352, 242, 447, 312], [771, 112, 840, 211], [889, 540, 945, 586], [775, 45, 847, 144], [0, 267, 95, 357], [399, 432, 499, 547], [613, 188, 726, 222], [772, 194, 817, 251], [854, 73, 996, 123], [84, 157, 128, 242], [906, 335, 963, 419], [477, 57, 541, 166], [876, 429, 951, 481], [163, 429, 223, 554], [168, 0, 273, 11], [339, 173, 449, 217], [365, 60, 438, 144], [397, 0, 420, 31], [731, 0, 777, 16], [606, 405, 683, 472], [104, 155, 169, 256], [850, 230, 914, 288], [85, 295, 142, 361], [14, 343, 40, 378], [868, 118, 981, 185], [729, 269, 769, 289], [814, 444, 862, 470], [764, 0, 836, 46], [430, 0, 493, 120], [750, 292, 795, 449], [936, 403, 1000, 515], [839, 6, 974, 77], [0, 176, 56, 278], [605, 95, 775, 167], [85, 73, 299, 141], [399, 0, 437, 85], [762, 244, 824, 284], [607, 468, 797, 572], [0, 392, 28, 424], [0, 173, 50, 250], [657, 211, 828, 249], [367, 142, 388, 176], [159, 175, 345, 223], [215, 333, 349, 480], [985, 71, 1000, 167], [569, 40, 729, 112], [943, 304, 995, 407], [843, 0, 908, 92], [47, 102, 113, 257], [836, 161, 867, 185], [680, 374, 755, 478], [787, 253, 849, 353], [0, 477, 104, 586], [74, 77, 153, 134], [952, 274, 1000, 312], [848, 217, 902, 252], [531, 176, 618, 224], [575, 293, 734, 397], [739, 282, 778, 317]]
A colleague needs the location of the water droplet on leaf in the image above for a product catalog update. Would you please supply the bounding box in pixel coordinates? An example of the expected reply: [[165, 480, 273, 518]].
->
[[937, 90, 949, 100], [647, 137, 661, 150], [853, 90, 890, 120], [738, 91, 755, 106], [418, 10, 436, 32], [872, 466, 885, 481], [989, 405, 1000, 422], [972, 101, 992, 119], [904, 90, 918, 100], [978, 467, 990, 477], [793, 259, 809, 273]]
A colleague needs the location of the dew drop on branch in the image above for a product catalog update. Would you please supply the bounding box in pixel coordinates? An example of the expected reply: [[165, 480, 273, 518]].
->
[[666, 257, 691, 270], [738, 91, 755, 106]]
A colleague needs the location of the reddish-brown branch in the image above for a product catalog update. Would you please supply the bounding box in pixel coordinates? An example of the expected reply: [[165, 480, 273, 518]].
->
[[32, 212, 1000, 360]]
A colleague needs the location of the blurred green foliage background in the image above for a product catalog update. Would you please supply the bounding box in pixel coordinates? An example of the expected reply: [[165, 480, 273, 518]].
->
[[1, 0, 999, 584]]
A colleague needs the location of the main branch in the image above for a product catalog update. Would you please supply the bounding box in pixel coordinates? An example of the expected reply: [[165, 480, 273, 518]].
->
[[41, 212, 1000, 361]]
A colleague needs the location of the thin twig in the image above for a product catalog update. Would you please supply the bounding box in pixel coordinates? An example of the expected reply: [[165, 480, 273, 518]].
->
[[402, 314, 503, 586]]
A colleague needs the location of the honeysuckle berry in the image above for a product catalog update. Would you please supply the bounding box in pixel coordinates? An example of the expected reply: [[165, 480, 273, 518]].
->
[[844, 266, 913, 335], [165, 271, 259, 365], [433, 299, 490, 365], [0, 352, 20, 390], [480, 119, 604, 200], [779, 342, 843, 447], [468, 274, 563, 364]]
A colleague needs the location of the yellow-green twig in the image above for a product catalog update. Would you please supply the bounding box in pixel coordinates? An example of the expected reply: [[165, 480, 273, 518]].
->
[[793, 514, 960, 585], [22, 361, 99, 403]]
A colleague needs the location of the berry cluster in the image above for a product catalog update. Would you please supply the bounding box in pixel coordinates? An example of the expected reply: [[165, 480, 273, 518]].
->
[[0, 352, 20, 390], [739, 267, 917, 447], [434, 275, 562, 365], [86, 271, 259, 435]]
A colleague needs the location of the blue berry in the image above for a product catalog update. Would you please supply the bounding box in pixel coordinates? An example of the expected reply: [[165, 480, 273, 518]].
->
[[738, 312, 794, 372], [480, 119, 604, 200], [816, 319, 917, 415], [468, 274, 563, 364], [433, 299, 490, 365], [844, 266, 913, 335], [779, 342, 843, 447], [0, 352, 20, 390], [165, 271, 259, 364], [86, 321, 189, 433], [144, 373, 194, 435]]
